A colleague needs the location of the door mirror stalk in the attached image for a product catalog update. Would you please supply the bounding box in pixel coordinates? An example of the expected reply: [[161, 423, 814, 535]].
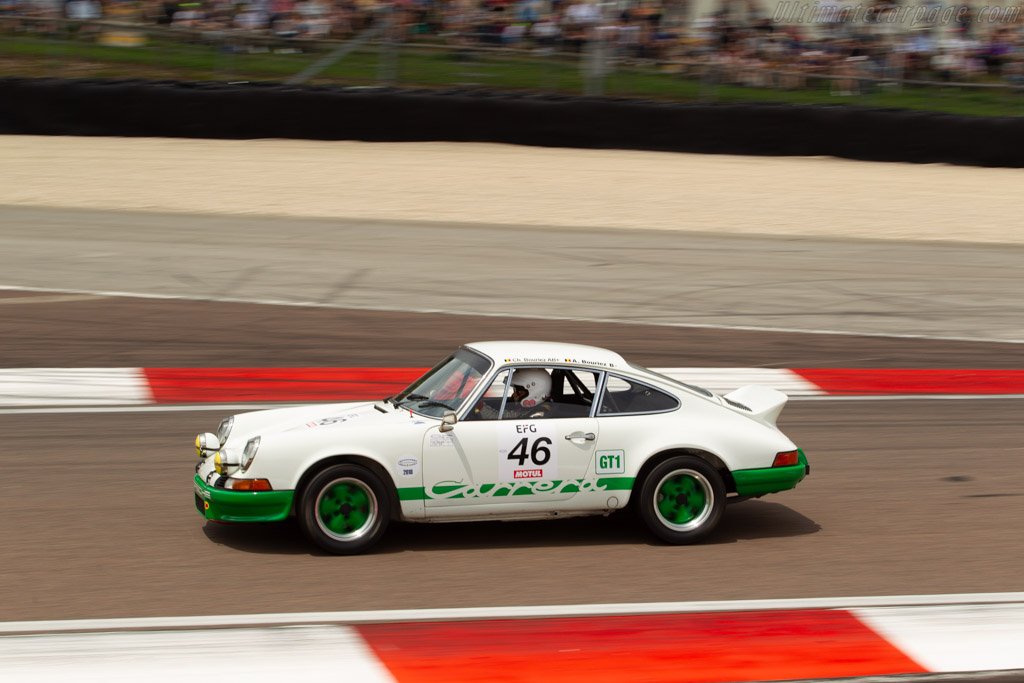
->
[[440, 410, 458, 432]]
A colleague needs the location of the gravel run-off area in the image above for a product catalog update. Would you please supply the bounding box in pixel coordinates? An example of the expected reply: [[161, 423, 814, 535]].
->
[[1, 135, 1021, 244]]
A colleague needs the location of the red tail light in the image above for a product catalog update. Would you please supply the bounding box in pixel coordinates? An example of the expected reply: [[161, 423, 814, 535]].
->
[[772, 450, 800, 467]]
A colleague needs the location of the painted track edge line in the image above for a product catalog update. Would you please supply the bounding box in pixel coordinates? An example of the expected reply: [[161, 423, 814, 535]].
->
[[2, 283, 1022, 345], [3, 593, 1024, 634]]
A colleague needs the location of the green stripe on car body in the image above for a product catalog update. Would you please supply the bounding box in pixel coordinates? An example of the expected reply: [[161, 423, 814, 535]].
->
[[397, 477, 635, 501], [397, 486, 427, 501], [732, 449, 809, 497], [193, 475, 294, 522]]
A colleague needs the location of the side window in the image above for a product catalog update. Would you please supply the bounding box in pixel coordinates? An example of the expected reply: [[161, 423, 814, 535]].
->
[[501, 367, 556, 420], [546, 369, 599, 419], [599, 375, 679, 415], [463, 370, 510, 422], [494, 367, 600, 420]]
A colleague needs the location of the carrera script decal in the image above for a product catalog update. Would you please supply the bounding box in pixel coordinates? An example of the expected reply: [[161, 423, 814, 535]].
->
[[397, 477, 633, 501], [428, 478, 609, 499]]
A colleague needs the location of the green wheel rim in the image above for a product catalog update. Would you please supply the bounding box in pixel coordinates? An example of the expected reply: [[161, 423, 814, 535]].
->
[[654, 469, 713, 532], [315, 477, 378, 542]]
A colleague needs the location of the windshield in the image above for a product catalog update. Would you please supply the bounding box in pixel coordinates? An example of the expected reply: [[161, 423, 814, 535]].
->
[[393, 348, 493, 417]]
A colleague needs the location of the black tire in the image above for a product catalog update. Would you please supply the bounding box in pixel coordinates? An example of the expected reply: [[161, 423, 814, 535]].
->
[[638, 456, 725, 545], [299, 464, 390, 555]]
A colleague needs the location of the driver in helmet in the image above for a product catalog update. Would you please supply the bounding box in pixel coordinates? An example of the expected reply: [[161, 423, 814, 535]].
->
[[473, 368, 552, 420]]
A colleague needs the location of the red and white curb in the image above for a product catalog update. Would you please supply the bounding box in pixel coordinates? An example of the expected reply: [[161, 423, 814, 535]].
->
[[3, 594, 1024, 682], [2, 368, 1024, 407]]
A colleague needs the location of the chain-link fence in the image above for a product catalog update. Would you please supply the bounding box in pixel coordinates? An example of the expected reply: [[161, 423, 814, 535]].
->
[[2, 13, 1023, 116]]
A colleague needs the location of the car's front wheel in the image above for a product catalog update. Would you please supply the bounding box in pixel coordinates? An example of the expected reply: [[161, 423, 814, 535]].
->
[[639, 456, 725, 545], [299, 464, 390, 555]]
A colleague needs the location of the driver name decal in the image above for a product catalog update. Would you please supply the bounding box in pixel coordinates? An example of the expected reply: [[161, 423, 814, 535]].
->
[[503, 356, 615, 368]]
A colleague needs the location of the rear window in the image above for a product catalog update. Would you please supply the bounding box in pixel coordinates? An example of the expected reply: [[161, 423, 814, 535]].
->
[[599, 375, 679, 415], [628, 363, 713, 397]]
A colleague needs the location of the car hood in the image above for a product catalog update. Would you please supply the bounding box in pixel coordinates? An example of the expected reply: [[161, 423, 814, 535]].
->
[[225, 401, 430, 445]]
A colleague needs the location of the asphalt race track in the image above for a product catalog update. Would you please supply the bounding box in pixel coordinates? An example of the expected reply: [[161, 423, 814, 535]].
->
[[1, 290, 1023, 623], [4, 206, 1024, 342], [2, 197, 1024, 631]]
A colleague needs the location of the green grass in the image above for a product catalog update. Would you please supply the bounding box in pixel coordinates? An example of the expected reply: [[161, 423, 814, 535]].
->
[[2, 32, 1022, 117]]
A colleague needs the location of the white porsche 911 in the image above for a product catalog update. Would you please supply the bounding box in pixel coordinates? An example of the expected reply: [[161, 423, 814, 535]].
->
[[193, 341, 808, 554]]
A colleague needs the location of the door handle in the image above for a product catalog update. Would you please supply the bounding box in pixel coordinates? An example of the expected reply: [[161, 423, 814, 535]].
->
[[565, 432, 596, 441]]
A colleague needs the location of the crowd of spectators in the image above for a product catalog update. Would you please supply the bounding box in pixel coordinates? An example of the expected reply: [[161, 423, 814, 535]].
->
[[2, 0, 1023, 87]]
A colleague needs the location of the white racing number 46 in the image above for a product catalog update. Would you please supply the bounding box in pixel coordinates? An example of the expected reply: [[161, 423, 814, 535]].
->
[[498, 422, 558, 482]]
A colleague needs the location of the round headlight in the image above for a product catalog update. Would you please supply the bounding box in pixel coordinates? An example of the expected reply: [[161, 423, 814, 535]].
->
[[242, 436, 261, 472], [217, 416, 234, 446]]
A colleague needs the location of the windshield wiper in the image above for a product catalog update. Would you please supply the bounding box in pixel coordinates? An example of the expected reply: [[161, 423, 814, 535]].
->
[[417, 400, 454, 410]]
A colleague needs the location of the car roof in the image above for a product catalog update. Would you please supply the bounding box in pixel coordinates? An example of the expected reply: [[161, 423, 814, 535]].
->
[[464, 341, 628, 371]]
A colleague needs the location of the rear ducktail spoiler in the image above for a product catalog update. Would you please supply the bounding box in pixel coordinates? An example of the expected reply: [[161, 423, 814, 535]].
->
[[723, 385, 789, 427]]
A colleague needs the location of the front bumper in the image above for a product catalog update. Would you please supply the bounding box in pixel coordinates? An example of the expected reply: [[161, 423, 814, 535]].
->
[[732, 449, 810, 497], [193, 475, 294, 522]]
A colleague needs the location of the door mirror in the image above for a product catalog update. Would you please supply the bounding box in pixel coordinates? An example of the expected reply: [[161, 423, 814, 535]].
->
[[439, 410, 457, 432]]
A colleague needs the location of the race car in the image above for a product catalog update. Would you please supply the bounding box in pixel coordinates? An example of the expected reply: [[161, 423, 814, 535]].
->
[[193, 341, 808, 554]]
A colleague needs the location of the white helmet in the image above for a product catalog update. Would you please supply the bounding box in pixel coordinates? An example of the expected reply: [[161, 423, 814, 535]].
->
[[511, 369, 552, 408]]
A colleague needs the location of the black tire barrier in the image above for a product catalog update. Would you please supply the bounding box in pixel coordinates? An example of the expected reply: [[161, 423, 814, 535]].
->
[[2, 77, 1023, 167]]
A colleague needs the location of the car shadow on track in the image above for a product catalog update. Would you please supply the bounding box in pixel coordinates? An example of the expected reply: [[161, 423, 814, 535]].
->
[[201, 500, 818, 555], [201, 519, 313, 555], [707, 500, 821, 545]]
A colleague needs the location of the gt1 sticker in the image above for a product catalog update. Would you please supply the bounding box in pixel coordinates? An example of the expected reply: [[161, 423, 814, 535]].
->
[[595, 449, 625, 475], [498, 422, 558, 482], [397, 456, 419, 478]]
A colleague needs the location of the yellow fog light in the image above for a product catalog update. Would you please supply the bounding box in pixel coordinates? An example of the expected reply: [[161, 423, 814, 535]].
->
[[196, 432, 219, 458], [214, 450, 240, 475]]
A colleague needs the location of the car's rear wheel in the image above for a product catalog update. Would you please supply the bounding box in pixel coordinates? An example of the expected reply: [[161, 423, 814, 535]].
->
[[299, 464, 390, 555], [639, 456, 725, 544]]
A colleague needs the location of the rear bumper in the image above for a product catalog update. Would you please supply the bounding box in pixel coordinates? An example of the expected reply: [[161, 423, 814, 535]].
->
[[193, 475, 294, 522], [732, 449, 809, 497]]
